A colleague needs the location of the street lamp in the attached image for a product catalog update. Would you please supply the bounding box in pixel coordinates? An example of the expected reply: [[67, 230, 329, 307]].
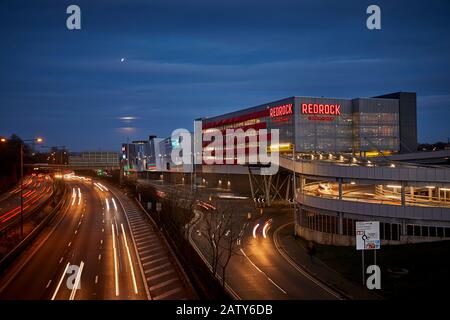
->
[[1, 136, 44, 237]]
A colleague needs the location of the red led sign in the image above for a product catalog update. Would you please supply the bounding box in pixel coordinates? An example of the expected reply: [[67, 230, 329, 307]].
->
[[270, 103, 293, 118], [301, 103, 341, 115]]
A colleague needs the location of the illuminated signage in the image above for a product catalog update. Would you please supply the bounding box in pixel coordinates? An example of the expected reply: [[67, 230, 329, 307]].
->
[[301, 103, 341, 116], [270, 103, 293, 118]]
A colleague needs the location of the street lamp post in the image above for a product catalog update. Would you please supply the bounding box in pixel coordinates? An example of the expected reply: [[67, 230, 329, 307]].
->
[[1, 137, 44, 237], [20, 138, 44, 237], [292, 143, 297, 236]]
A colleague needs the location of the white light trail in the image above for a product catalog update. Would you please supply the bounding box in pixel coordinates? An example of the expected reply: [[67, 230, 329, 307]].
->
[[105, 198, 110, 211], [77, 188, 81, 205], [121, 224, 138, 294], [98, 183, 109, 192], [51, 262, 70, 300], [71, 188, 76, 206], [94, 183, 104, 192], [111, 198, 118, 211], [262, 221, 270, 239], [252, 224, 259, 239], [69, 261, 84, 300], [112, 224, 119, 296]]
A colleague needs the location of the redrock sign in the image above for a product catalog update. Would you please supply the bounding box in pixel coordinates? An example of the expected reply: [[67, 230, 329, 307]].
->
[[269, 103, 293, 118], [301, 103, 341, 115]]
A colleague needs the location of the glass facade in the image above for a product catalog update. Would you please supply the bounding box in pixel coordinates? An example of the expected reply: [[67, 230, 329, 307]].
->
[[352, 98, 400, 154], [295, 98, 353, 153], [201, 95, 403, 163]]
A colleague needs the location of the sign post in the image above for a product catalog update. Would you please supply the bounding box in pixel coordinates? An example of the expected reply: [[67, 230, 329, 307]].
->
[[356, 221, 380, 286]]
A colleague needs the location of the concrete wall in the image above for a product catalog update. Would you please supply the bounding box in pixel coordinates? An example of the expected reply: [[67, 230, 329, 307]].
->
[[296, 225, 450, 246]]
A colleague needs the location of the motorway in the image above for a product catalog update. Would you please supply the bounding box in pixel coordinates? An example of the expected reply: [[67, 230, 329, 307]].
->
[[140, 179, 342, 300], [0, 174, 53, 230], [0, 177, 147, 300]]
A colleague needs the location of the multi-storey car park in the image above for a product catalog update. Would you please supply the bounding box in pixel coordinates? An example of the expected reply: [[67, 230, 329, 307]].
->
[[122, 92, 450, 246]]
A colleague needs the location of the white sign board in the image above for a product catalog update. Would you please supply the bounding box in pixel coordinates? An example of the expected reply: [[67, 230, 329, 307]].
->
[[356, 221, 380, 250]]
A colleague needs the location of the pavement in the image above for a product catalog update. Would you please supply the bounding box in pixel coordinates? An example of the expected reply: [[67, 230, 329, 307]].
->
[[274, 222, 380, 300]]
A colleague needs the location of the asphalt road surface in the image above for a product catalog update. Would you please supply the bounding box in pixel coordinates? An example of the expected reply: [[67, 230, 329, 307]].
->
[[141, 179, 341, 300], [0, 178, 147, 300]]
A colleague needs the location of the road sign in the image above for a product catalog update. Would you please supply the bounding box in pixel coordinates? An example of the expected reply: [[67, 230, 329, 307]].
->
[[356, 221, 380, 250]]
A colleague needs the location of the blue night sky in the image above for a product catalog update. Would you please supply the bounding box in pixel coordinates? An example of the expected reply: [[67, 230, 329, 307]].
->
[[1, 0, 450, 151]]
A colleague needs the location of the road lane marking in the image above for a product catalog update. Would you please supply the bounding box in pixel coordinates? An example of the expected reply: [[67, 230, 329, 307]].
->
[[59, 257, 64, 264], [240, 248, 287, 294], [68, 242, 72, 247], [98, 254, 102, 260], [51, 262, 70, 300], [46, 280, 52, 289], [273, 223, 343, 299], [112, 223, 119, 296], [121, 223, 139, 294], [95, 275, 99, 284], [69, 261, 84, 300], [267, 277, 287, 294]]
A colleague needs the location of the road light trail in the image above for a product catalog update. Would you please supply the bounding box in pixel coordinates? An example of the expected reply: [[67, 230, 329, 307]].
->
[[111, 223, 119, 296], [77, 188, 81, 205], [71, 188, 76, 206], [98, 183, 109, 192], [94, 183, 104, 192], [112, 198, 118, 211], [121, 223, 138, 294], [69, 261, 84, 300], [262, 221, 270, 239], [252, 223, 259, 238], [105, 198, 110, 211], [51, 262, 70, 300]]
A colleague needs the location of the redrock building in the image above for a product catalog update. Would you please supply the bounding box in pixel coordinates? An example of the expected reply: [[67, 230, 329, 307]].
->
[[201, 92, 418, 160], [125, 92, 450, 245]]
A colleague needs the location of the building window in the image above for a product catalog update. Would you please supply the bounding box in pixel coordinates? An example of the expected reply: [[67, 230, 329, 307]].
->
[[421, 226, 429, 237], [407, 225, 414, 236]]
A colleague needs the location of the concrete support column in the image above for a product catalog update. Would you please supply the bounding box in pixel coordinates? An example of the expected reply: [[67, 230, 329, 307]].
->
[[401, 182, 406, 206], [300, 176, 305, 194], [338, 212, 343, 235], [338, 178, 343, 200], [410, 186, 414, 201]]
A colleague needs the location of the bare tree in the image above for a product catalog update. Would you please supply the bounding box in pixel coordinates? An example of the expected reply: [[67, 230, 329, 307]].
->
[[200, 200, 243, 287], [216, 204, 242, 288]]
